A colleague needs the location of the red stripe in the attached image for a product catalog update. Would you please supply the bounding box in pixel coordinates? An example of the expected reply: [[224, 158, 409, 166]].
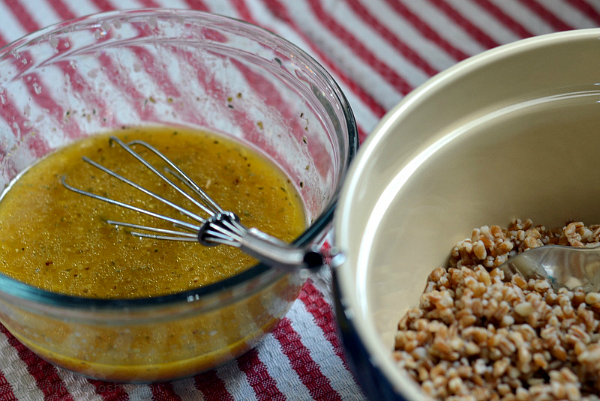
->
[[517, 0, 574, 31], [582, 0, 600, 14], [150, 383, 182, 401], [87, 380, 129, 401], [0, 22, 11, 46], [567, 0, 600, 24], [345, 0, 438, 77], [237, 348, 286, 401], [473, 0, 534, 38], [89, 0, 114, 12], [194, 370, 234, 401], [273, 317, 342, 401], [96, 52, 150, 117], [382, 0, 470, 62], [0, 81, 55, 159], [3, 31, 114, 146], [231, 58, 316, 150], [357, 126, 367, 144], [8, 35, 96, 146], [229, 0, 254, 21], [183, 0, 210, 12], [0, 49, 47, 172], [138, 0, 161, 7], [2, 0, 88, 146], [0, 325, 75, 401], [4, 0, 40, 33], [300, 280, 350, 371], [261, 0, 385, 138], [0, 38, 81, 157], [0, 368, 18, 401], [231, 56, 359, 174], [305, 0, 413, 96], [46, 0, 77, 20], [173, 48, 264, 145], [124, 33, 207, 128], [248, 0, 388, 120], [427, 0, 500, 50]]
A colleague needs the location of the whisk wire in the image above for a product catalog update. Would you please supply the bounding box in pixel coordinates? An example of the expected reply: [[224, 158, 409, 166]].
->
[[81, 156, 205, 224], [108, 136, 215, 218], [60, 176, 200, 233], [105, 220, 199, 241], [125, 139, 223, 215]]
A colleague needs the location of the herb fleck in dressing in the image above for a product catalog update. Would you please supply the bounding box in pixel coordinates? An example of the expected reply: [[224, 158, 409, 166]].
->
[[0, 127, 306, 298]]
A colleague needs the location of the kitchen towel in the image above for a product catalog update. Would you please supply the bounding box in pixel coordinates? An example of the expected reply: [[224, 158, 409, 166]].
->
[[0, 1, 598, 400]]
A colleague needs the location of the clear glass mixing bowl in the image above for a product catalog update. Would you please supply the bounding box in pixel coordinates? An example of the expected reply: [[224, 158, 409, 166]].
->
[[0, 9, 357, 382]]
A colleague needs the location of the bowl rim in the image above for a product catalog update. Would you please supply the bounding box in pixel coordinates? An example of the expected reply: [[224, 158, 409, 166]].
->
[[334, 28, 600, 400], [0, 9, 359, 309]]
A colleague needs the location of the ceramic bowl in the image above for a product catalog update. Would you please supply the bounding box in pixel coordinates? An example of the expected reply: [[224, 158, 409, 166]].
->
[[334, 29, 600, 400]]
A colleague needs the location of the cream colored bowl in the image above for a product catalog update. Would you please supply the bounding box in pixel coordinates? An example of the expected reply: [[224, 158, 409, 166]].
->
[[334, 29, 600, 400]]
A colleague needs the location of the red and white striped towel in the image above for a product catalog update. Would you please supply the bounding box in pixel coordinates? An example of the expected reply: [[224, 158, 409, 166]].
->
[[0, 1, 598, 400]]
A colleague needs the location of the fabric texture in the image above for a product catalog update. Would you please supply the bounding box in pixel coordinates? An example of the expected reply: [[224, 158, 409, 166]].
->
[[0, 0, 599, 399]]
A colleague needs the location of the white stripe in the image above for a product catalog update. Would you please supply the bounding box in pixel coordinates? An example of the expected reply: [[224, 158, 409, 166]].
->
[[0, 61, 73, 157], [282, 0, 403, 110], [255, 319, 313, 400], [199, 0, 239, 15], [171, 377, 206, 401], [0, 92, 37, 183], [105, 0, 146, 10], [0, 331, 45, 400], [216, 361, 258, 401], [0, 117, 20, 189], [444, 0, 521, 45], [55, 370, 105, 401], [15, 64, 87, 148], [361, 0, 460, 69], [487, 0, 555, 35], [211, 280, 261, 401], [540, 0, 598, 28], [287, 301, 367, 401], [321, 0, 431, 87], [401, 0, 486, 55], [0, 1, 28, 44], [17, 0, 63, 28], [122, 383, 154, 400], [309, 270, 335, 311]]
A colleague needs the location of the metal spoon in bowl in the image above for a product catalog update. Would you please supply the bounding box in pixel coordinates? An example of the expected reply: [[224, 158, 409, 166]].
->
[[498, 244, 600, 292]]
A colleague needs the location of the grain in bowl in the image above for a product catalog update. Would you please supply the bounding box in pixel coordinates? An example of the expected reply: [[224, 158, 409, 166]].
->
[[394, 219, 600, 401]]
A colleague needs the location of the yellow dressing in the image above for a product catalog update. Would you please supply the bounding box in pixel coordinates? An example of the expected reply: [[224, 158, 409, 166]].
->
[[0, 126, 306, 298]]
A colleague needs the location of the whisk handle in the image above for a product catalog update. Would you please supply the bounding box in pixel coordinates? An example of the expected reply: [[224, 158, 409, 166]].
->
[[197, 212, 325, 271], [240, 228, 324, 271]]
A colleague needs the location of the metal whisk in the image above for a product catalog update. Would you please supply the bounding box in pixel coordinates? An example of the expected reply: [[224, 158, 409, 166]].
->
[[61, 136, 326, 271]]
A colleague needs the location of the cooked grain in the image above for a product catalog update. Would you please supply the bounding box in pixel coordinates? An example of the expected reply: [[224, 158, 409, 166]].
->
[[393, 219, 600, 401]]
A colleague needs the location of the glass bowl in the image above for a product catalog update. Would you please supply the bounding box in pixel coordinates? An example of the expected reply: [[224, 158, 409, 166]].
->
[[0, 9, 357, 382]]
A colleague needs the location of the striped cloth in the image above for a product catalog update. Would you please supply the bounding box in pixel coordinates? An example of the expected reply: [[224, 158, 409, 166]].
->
[[0, 1, 599, 400]]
